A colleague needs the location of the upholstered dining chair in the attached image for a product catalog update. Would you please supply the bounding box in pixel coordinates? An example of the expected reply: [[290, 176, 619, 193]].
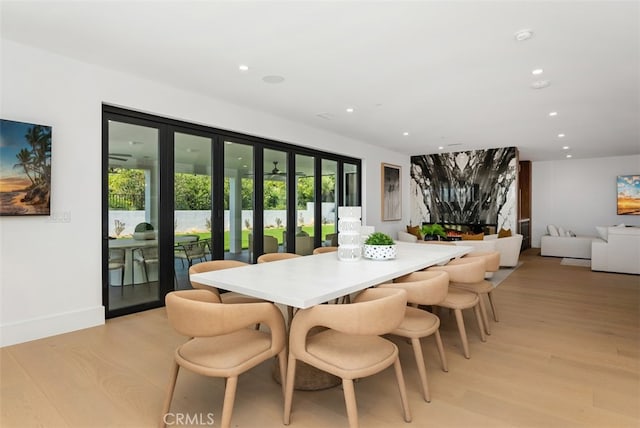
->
[[460, 250, 500, 321], [256, 252, 302, 323], [189, 260, 266, 304], [378, 270, 450, 402], [463, 249, 501, 280], [426, 259, 487, 359], [444, 256, 500, 327], [312, 246, 338, 254], [256, 252, 301, 263], [284, 287, 412, 428], [162, 289, 287, 428]]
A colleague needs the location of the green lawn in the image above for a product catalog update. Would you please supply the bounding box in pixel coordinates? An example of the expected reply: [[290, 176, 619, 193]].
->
[[176, 225, 336, 251]]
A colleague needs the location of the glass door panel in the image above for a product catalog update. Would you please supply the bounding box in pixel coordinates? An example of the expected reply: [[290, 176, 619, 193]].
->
[[173, 132, 212, 289], [321, 159, 338, 246], [295, 154, 315, 255], [106, 120, 160, 311], [262, 149, 287, 260], [344, 162, 360, 206], [223, 141, 254, 262]]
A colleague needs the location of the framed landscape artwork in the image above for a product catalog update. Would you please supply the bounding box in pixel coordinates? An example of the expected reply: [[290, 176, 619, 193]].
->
[[381, 163, 401, 221], [0, 119, 52, 216], [617, 175, 640, 215]]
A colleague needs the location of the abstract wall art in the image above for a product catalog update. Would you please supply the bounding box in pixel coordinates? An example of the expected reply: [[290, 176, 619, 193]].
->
[[410, 147, 518, 231]]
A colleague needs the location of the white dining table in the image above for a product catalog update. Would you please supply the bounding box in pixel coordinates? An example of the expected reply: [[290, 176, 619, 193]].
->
[[189, 242, 472, 309]]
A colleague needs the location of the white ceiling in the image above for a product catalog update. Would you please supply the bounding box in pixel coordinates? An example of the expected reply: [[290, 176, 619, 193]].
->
[[2, 1, 639, 162]]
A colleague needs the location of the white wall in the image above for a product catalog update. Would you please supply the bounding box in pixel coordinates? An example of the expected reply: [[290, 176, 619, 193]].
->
[[531, 155, 640, 247], [0, 39, 409, 346]]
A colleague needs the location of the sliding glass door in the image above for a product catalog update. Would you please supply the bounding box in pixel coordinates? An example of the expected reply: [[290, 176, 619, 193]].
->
[[104, 116, 163, 315], [173, 131, 213, 289], [103, 105, 361, 318]]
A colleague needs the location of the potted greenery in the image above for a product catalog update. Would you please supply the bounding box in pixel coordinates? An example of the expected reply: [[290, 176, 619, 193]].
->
[[363, 232, 397, 260], [421, 223, 447, 241], [133, 222, 155, 240]]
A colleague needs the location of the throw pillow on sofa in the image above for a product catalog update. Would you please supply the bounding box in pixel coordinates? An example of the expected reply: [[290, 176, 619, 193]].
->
[[406, 225, 422, 240], [547, 224, 560, 237], [462, 233, 484, 240], [596, 226, 608, 241], [498, 228, 512, 238]]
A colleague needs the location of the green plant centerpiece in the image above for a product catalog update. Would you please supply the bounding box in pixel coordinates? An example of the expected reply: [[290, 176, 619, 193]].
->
[[363, 232, 397, 260], [421, 223, 446, 241]]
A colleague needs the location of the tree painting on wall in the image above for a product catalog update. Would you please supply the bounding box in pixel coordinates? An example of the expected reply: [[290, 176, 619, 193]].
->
[[0, 119, 52, 216], [410, 147, 517, 231]]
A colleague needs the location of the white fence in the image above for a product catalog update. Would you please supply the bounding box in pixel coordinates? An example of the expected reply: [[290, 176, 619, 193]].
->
[[108, 203, 337, 237]]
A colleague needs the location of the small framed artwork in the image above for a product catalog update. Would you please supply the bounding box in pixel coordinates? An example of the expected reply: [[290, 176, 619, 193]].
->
[[381, 163, 401, 221], [617, 175, 640, 215], [0, 119, 52, 216]]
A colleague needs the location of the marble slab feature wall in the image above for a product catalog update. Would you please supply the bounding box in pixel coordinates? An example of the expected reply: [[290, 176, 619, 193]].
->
[[410, 147, 518, 231]]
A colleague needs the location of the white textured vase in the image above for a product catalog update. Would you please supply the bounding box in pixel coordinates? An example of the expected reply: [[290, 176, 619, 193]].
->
[[337, 206, 362, 262]]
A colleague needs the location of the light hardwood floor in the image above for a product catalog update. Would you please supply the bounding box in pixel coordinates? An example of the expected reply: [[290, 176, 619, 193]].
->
[[1, 249, 639, 427]]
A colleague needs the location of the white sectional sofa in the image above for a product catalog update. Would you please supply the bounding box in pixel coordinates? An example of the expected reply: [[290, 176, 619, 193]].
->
[[398, 230, 523, 267], [591, 226, 640, 275], [540, 235, 603, 259]]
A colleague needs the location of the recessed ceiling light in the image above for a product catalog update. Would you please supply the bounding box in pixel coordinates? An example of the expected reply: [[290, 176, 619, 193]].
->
[[532, 68, 544, 75], [531, 80, 551, 89], [514, 29, 533, 41], [238, 64, 249, 72], [438, 146, 444, 150], [562, 146, 570, 150], [237, 157, 242, 160], [403, 132, 409, 136], [262, 75, 285, 84], [566, 154, 572, 158], [558, 133, 565, 138], [346, 107, 354, 113], [549, 111, 558, 117]]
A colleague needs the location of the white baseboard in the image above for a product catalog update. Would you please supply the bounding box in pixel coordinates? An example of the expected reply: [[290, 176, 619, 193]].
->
[[0, 306, 105, 347]]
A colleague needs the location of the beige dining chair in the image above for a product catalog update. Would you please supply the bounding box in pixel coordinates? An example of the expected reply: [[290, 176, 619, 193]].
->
[[256, 252, 302, 324], [445, 256, 500, 327], [461, 250, 500, 320], [256, 252, 301, 263], [284, 287, 411, 428], [189, 260, 266, 305], [427, 259, 487, 359], [162, 289, 287, 428], [312, 246, 338, 254], [378, 270, 450, 402]]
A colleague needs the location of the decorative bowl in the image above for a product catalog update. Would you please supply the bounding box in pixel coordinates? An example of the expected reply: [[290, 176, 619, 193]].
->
[[363, 244, 397, 260]]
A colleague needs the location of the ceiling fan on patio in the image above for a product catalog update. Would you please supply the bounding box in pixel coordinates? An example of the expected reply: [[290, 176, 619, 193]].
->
[[265, 161, 306, 180], [108, 153, 132, 162]]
